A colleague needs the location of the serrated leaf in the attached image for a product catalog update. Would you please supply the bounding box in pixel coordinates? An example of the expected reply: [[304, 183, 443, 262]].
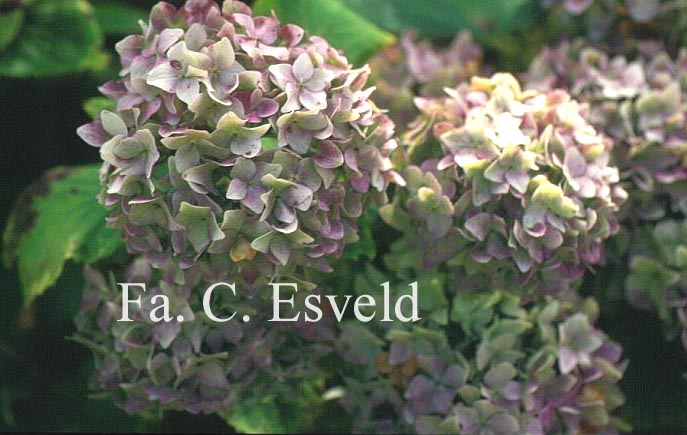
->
[[3, 164, 124, 307], [0, 0, 107, 77], [253, 0, 396, 65], [92, 0, 147, 35]]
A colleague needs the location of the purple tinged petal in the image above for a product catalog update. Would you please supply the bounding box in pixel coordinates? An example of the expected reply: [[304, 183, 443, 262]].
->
[[594, 341, 623, 363], [283, 185, 313, 210], [502, 381, 522, 401], [268, 63, 295, 89], [77, 121, 109, 147], [176, 78, 201, 105], [243, 187, 266, 214], [432, 386, 454, 414], [280, 24, 304, 46], [158, 28, 184, 54], [351, 174, 370, 193], [314, 140, 344, 168], [465, 213, 492, 242], [343, 192, 363, 217], [147, 62, 181, 93], [627, 0, 660, 22], [274, 200, 296, 223], [99, 80, 125, 98], [284, 126, 312, 154], [344, 149, 360, 173], [231, 136, 261, 158], [256, 100, 280, 119], [487, 413, 520, 434], [505, 171, 530, 194], [304, 68, 332, 92], [184, 23, 207, 51], [299, 88, 327, 111], [404, 375, 434, 401], [389, 341, 413, 365], [197, 362, 230, 389], [564, 147, 587, 178], [293, 52, 314, 83], [565, 0, 594, 15], [322, 220, 344, 240], [559, 346, 578, 374], [427, 213, 452, 238], [153, 321, 181, 349], [226, 179, 248, 200]]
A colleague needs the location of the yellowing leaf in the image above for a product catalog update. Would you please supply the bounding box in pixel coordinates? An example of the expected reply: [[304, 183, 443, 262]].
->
[[3, 165, 124, 306]]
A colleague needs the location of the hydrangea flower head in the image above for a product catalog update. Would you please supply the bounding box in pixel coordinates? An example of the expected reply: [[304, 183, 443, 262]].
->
[[337, 291, 627, 434], [526, 41, 687, 220], [77, 0, 401, 285], [382, 73, 626, 294], [74, 259, 335, 416]]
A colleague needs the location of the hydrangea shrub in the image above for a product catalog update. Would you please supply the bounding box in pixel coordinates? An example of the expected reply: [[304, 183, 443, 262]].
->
[[47, 0, 687, 432]]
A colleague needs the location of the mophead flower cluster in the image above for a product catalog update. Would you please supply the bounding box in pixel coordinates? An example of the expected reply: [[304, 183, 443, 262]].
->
[[77, 0, 400, 286], [382, 73, 626, 294], [337, 290, 627, 434], [74, 258, 335, 416], [527, 40, 687, 220]]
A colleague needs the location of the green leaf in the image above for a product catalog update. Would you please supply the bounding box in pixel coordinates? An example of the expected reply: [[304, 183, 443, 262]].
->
[[0, 9, 24, 53], [3, 165, 124, 307], [342, 0, 536, 39], [0, 0, 108, 77], [224, 399, 288, 434], [253, 0, 395, 65], [91, 0, 147, 35], [83, 96, 116, 120]]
